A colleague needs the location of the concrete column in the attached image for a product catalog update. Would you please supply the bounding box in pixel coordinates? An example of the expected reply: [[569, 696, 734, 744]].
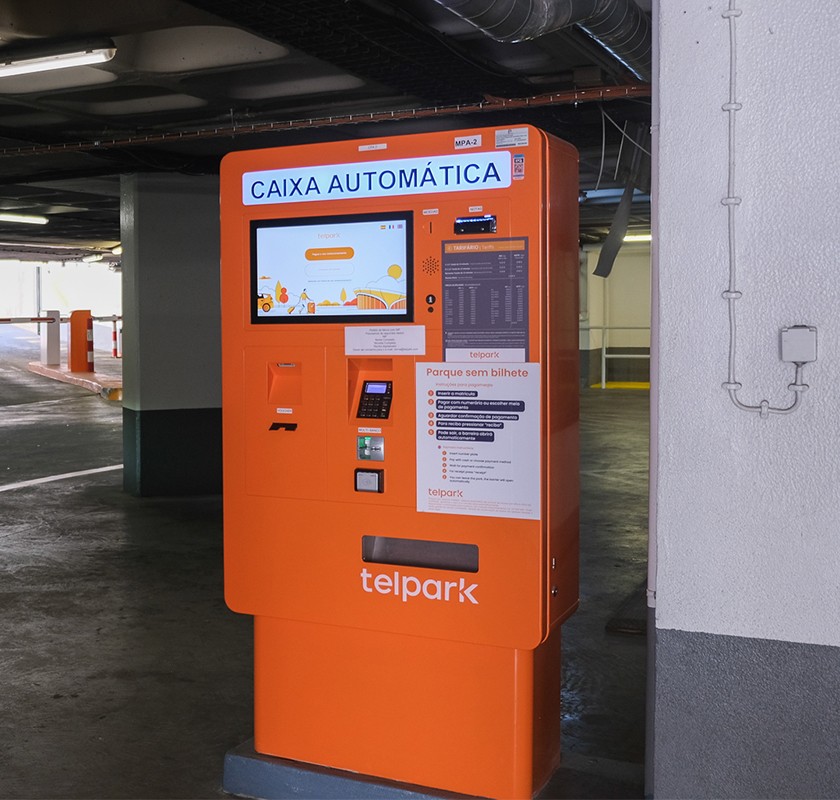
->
[[652, 2, 840, 797], [120, 173, 221, 496]]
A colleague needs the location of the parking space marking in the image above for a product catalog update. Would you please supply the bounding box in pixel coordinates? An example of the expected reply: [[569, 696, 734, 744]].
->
[[0, 465, 123, 493]]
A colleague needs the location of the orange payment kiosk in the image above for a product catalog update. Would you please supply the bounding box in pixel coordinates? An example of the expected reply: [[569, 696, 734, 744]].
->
[[220, 125, 579, 799]]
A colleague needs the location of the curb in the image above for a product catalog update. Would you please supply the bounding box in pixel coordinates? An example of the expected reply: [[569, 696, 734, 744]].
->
[[27, 362, 123, 402]]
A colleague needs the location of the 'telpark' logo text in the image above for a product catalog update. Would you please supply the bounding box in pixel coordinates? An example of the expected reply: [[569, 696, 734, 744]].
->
[[360, 568, 478, 605]]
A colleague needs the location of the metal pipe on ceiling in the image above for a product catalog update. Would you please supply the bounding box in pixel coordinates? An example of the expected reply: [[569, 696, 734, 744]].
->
[[0, 83, 651, 160], [430, 0, 652, 81]]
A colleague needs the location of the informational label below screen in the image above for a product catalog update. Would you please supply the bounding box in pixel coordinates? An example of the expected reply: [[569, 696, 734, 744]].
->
[[442, 238, 528, 362], [345, 325, 426, 355], [416, 362, 540, 520]]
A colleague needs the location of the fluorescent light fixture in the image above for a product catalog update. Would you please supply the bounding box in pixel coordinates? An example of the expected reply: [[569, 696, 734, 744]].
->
[[0, 39, 116, 78], [82, 253, 105, 263], [623, 233, 652, 243], [0, 212, 49, 225]]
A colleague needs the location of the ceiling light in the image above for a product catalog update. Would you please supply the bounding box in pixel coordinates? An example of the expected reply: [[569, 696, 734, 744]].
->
[[0, 212, 49, 225], [0, 39, 116, 78], [0, 240, 77, 249], [82, 253, 105, 263], [623, 233, 652, 243], [110, 245, 123, 255]]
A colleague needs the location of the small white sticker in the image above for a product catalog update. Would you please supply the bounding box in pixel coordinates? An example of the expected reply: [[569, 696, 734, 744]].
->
[[359, 143, 388, 151], [495, 127, 530, 148], [358, 427, 382, 434], [422, 208, 440, 216], [468, 205, 483, 213], [276, 408, 293, 414], [454, 134, 482, 150], [345, 325, 426, 356]]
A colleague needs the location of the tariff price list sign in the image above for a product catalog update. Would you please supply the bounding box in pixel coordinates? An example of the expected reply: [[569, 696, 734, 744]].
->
[[441, 238, 529, 362], [416, 362, 541, 520]]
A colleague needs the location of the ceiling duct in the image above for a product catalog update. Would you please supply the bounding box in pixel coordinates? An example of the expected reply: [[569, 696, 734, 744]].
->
[[430, 0, 651, 81]]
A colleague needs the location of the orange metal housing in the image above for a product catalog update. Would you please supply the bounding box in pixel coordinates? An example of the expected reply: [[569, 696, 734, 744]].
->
[[220, 125, 579, 799]]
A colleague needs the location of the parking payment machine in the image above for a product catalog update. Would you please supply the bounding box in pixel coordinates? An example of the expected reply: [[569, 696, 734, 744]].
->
[[221, 126, 579, 799]]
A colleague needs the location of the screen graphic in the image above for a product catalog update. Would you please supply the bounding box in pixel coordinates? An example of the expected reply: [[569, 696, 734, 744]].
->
[[251, 212, 413, 324]]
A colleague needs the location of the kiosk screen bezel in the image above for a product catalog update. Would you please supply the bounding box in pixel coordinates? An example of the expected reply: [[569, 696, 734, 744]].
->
[[250, 210, 414, 325]]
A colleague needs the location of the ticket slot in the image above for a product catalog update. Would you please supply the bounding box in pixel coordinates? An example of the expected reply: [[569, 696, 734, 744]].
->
[[454, 214, 497, 234], [268, 361, 303, 405], [362, 535, 479, 573]]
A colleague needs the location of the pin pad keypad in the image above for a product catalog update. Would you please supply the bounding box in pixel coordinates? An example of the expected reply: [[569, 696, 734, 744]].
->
[[356, 381, 393, 419]]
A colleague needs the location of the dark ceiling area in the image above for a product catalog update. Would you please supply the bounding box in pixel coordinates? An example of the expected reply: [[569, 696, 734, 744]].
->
[[0, 0, 652, 263]]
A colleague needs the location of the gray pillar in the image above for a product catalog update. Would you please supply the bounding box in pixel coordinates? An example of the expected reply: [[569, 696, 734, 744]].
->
[[120, 173, 221, 496], [653, 1, 840, 797]]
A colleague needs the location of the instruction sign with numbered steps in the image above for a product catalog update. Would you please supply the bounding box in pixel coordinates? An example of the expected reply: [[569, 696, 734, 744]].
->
[[416, 362, 541, 520]]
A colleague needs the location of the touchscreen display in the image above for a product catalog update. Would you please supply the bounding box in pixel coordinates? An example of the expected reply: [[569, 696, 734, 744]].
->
[[251, 211, 413, 324]]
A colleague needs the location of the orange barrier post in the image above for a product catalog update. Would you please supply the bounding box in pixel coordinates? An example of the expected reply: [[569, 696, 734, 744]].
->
[[111, 320, 120, 358], [68, 309, 94, 372]]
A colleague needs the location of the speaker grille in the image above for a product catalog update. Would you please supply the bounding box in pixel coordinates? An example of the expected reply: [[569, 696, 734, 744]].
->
[[422, 256, 440, 276]]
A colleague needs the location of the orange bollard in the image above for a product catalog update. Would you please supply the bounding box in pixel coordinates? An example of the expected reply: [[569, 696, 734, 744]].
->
[[68, 310, 94, 372]]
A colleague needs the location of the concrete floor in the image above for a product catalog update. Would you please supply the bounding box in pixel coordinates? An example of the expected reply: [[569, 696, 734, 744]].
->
[[0, 323, 648, 799]]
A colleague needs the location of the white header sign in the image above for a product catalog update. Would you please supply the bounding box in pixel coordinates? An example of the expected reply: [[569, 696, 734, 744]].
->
[[416, 362, 541, 520], [243, 152, 511, 205]]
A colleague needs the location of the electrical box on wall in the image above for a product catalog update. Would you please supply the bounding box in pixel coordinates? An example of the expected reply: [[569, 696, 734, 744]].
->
[[220, 126, 580, 799], [781, 325, 817, 364]]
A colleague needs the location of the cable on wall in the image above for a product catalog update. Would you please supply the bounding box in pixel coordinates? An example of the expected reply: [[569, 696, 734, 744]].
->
[[720, 0, 814, 418]]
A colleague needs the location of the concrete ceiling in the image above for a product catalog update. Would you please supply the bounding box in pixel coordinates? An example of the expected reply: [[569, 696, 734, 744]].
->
[[0, 0, 652, 261]]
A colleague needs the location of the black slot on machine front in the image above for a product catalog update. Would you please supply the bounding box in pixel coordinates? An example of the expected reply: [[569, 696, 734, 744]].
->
[[454, 215, 497, 234]]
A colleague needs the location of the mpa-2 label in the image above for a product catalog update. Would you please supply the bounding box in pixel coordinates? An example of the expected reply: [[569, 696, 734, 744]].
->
[[454, 135, 482, 150]]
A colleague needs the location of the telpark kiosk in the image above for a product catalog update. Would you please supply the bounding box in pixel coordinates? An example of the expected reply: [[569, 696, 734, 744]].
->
[[220, 126, 579, 799]]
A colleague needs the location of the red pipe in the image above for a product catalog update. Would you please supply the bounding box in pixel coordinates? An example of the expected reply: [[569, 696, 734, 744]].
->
[[0, 84, 651, 159]]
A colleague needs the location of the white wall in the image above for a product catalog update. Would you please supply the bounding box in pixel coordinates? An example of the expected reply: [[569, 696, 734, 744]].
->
[[655, 2, 840, 646], [582, 245, 651, 350], [0, 260, 121, 318], [41, 262, 121, 316], [0, 260, 37, 316]]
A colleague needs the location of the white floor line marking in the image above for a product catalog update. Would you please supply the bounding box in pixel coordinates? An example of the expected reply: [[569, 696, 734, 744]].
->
[[0, 464, 123, 493]]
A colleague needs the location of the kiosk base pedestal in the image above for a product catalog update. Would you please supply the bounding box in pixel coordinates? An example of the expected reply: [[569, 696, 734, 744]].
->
[[249, 616, 562, 799], [223, 740, 478, 800]]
